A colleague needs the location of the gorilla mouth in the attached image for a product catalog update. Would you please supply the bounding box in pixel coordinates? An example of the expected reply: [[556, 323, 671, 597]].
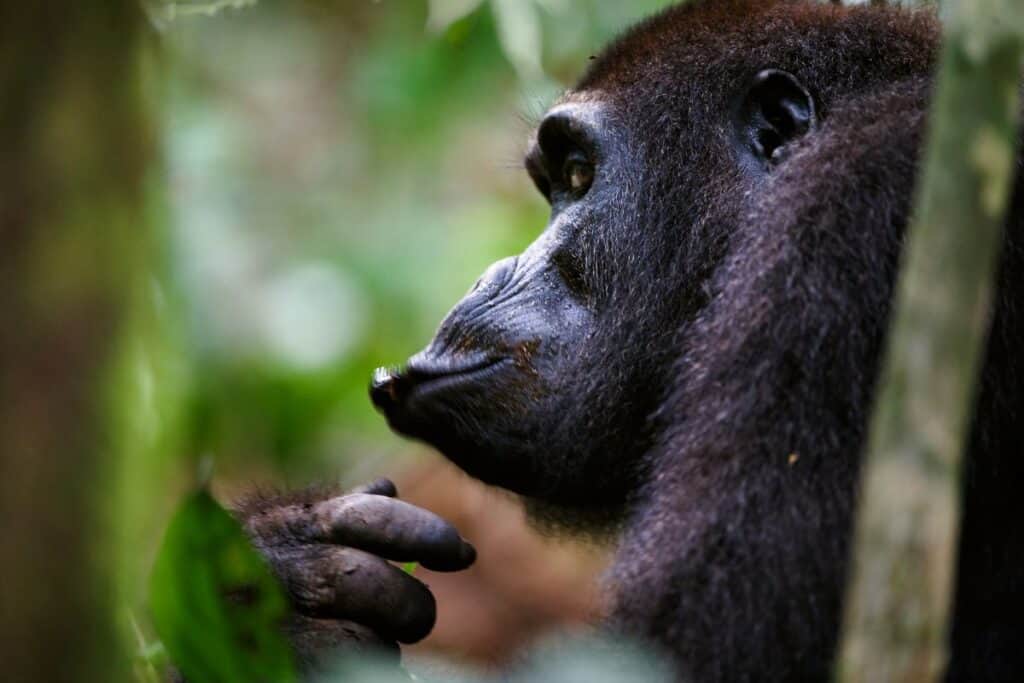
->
[[370, 355, 511, 416]]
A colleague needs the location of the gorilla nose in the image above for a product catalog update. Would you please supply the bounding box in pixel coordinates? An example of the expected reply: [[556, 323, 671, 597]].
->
[[370, 366, 404, 414], [371, 255, 520, 416]]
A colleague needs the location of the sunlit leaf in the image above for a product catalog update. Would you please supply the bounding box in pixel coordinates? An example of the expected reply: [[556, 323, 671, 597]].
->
[[427, 0, 485, 33], [491, 0, 545, 80], [150, 490, 296, 683]]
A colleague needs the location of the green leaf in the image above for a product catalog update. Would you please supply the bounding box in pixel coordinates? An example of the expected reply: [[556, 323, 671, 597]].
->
[[490, 0, 544, 80], [427, 0, 485, 33], [150, 490, 297, 683]]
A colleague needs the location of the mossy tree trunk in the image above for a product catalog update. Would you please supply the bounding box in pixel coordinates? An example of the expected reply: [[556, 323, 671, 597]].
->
[[0, 3, 153, 681], [837, 2, 1023, 681]]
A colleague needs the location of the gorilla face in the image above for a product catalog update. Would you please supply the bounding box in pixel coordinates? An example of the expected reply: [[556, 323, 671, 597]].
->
[[370, 100, 666, 506]]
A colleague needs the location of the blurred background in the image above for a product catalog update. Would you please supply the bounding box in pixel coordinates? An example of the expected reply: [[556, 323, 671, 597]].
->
[[120, 0, 675, 676]]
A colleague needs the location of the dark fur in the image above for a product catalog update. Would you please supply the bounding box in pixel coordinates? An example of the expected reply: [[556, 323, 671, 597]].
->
[[573, 2, 1024, 680], [358, 1, 1024, 680]]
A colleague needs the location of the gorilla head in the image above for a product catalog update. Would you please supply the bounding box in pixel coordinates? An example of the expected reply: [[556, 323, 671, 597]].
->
[[373, 95, 673, 508], [371, 1, 934, 509]]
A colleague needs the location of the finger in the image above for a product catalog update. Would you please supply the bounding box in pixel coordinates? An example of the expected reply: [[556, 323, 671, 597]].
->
[[346, 478, 398, 498], [279, 546, 437, 644], [242, 482, 400, 544], [284, 614, 399, 671], [312, 494, 476, 572]]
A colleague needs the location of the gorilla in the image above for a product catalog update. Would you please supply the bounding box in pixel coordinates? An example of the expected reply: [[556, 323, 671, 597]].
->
[[238, 1, 1024, 680]]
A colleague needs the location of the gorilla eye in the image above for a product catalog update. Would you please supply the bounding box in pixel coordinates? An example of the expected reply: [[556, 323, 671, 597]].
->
[[563, 156, 594, 195], [534, 111, 598, 204]]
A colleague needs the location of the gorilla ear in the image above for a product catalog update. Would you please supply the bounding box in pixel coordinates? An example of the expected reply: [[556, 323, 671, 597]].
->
[[736, 69, 817, 167]]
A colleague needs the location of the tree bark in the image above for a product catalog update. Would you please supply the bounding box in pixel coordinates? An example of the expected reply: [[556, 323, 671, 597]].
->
[[837, 3, 1023, 681]]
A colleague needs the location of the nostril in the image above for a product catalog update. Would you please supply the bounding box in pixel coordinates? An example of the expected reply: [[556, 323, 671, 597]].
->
[[370, 367, 406, 413]]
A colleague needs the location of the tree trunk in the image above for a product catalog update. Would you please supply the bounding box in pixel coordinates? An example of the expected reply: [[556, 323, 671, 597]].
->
[[0, 3, 152, 680], [837, 3, 1023, 681]]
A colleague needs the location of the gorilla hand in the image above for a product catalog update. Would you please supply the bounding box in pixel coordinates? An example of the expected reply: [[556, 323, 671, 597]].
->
[[236, 478, 476, 672]]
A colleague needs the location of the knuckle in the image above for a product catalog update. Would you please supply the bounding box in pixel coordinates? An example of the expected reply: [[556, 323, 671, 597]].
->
[[318, 493, 377, 528], [275, 547, 340, 613], [245, 503, 322, 546]]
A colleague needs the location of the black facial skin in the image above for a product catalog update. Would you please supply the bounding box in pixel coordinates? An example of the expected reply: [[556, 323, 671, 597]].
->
[[365, 0, 1024, 680]]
